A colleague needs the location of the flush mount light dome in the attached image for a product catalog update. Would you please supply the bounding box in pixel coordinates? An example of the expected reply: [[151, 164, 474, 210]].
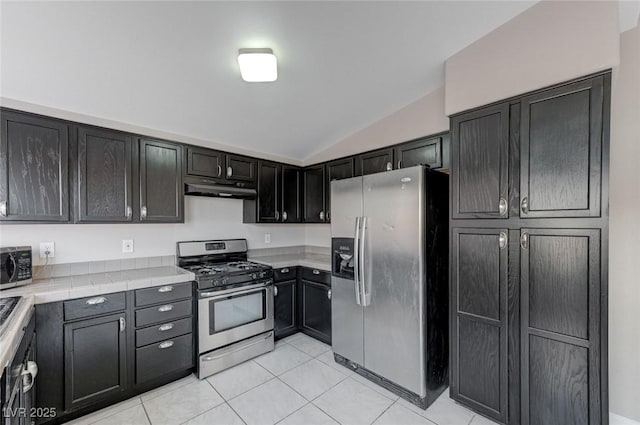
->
[[237, 48, 277, 82]]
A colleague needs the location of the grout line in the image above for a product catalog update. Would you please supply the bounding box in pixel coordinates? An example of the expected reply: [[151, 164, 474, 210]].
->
[[225, 401, 249, 425], [140, 401, 153, 425], [369, 399, 395, 425], [273, 402, 311, 425]]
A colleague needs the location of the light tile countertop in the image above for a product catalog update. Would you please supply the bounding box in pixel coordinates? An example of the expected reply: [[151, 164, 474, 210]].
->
[[249, 253, 331, 271]]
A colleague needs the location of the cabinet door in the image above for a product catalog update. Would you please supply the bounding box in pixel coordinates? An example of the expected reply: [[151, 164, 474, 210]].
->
[[325, 157, 354, 222], [257, 161, 280, 222], [0, 111, 69, 221], [520, 76, 604, 218], [186, 146, 223, 179], [354, 148, 393, 176], [77, 127, 133, 222], [281, 166, 301, 223], [64, 313, 127, 411], [520, 228, 602, 425], [451, 103, 509, 219], [301, 279, 331, 344], [226, 154, 256, 183], [139, 139, 183, 222], [395, 135, 443, 169], [451, 228, 508, 423], [274, 279, 297, 339], [303, 165, 326, 223]]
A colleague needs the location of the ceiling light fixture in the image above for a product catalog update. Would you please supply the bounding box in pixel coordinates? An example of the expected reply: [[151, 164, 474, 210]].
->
[[237, 48, 278, 82]]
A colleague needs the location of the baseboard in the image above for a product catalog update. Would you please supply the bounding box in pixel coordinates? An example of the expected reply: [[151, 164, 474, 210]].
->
[[611, 413, 640, 425]]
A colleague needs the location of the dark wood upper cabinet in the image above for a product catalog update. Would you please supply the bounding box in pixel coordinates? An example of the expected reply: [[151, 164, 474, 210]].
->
[[325, 157, 354, 222], [520, 228, 601, 425], [76, 127, 133, 223], [281, 165, 301, 223], [0, 111, 69, 222], [139, 138, 183, 222], [354, 148, 394, 176], [451, 103, 509, 219], [226, 154, 256, 183], [186, 146, 223, 179], [451, 228, 508, 423], [64, 312, 128, 411], [395, 135, 443, 170], [257, 161, 280, 222], [303, 164, 326, 223], [520, 76, 603, 218]]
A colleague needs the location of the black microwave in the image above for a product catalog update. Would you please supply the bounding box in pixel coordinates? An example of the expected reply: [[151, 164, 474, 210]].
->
[[1, 246, 32, 289]]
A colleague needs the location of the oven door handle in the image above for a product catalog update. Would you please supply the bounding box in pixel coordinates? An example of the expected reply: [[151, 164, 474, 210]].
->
[[201, 332, 274, 361], [200, 284, 270, 300]]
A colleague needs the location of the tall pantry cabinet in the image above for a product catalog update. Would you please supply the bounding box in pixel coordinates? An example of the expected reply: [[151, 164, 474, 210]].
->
[[449, 72, 610, 425]]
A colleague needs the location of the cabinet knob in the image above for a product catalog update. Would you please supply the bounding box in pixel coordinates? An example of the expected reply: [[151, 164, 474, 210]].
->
[[158, 285, 174, 293], [158, 323, 174, 332], [281, 268, 289, 273], [227, 166, 233, 178], [521, 197, 529, 215], [141, 206, 147, 219], [119, 317, 126, 332], [327, 290, 332, 300], [499, 232, 507, 249], [499, 198, 508, 216], [158, 304, 174, 312], [217, 164, 222, 177], [274, 286, 278, 296], [282, 211, 288, 221], [0, 200, 6, 217], [520, 232, 529, 250], [275, 211, 280, 220], [126, 205, 132, 219], [158, 341, 174, 349], [319, 211, 325, 221], [386, 162, 392, 171], [397, 160, 402, 169], [312, 269, 320, 275], [326, 211, 330, 221]]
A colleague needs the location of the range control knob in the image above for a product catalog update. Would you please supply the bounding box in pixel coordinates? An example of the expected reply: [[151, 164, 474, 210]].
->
[[250, 273, 257, 280]]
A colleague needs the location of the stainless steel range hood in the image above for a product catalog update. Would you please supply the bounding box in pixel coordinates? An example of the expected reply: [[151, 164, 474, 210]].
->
[[184, 177, 257, 200]]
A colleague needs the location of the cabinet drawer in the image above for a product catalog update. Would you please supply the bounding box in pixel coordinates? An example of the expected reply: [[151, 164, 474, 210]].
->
[[136, 333, 193, 385], [301, 267, 330, 285], [64, 292, 126, 321], [135, 299, 192, 328], [135, 282, 192, 307], [136, 317, 193, 347], [274, 267, 297, 282]]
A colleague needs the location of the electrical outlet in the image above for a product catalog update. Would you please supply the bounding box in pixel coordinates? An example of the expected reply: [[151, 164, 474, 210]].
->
[[264, 233, 271, 244], [122, 240, 134, 253], [40, 242, 55, 258]]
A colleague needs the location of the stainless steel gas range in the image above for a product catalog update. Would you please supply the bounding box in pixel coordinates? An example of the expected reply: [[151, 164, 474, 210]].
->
[[176, 239, 274, 379]]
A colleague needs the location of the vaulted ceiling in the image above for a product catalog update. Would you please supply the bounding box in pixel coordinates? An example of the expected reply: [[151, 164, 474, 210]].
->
[[1, 1, 538, 161]]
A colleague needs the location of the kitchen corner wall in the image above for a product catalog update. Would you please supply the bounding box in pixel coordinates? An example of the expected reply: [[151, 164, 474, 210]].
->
[[0, 196, 315, 266], [609, 21, 640, 423]]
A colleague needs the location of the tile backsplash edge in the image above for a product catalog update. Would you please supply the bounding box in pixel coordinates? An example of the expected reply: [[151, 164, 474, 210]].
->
[[33, 255, 176, 280]]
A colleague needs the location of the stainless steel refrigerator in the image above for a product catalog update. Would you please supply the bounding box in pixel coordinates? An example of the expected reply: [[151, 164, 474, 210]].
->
[[330, 165, 449, 409]]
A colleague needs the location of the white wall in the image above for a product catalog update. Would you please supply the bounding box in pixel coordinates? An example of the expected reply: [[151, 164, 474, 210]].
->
[[303, 86, 448, 165], [445, 0, 620, 115], [609, 22, 640, 422], [0, 196, 308, 265]]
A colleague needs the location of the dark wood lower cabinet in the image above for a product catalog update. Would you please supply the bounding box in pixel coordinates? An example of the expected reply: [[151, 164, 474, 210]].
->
[[274, 279, 297, 339], [63, 313, 128, 411], [300, 279, 332, 344]]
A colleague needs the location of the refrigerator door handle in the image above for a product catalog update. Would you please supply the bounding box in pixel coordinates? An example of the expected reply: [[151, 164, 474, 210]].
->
[[353, 216, 362, 306], [360, 216, 369, 306]]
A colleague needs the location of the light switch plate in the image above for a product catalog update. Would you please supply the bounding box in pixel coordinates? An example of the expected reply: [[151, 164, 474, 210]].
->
[[122, 240, 134, 253]]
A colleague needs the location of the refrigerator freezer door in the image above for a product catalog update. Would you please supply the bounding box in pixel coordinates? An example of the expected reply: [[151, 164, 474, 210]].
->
[[362, 166, 426, 397], [330, 177, 364, 365]]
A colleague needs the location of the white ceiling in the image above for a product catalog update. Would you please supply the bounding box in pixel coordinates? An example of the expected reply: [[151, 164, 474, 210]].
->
[[0, 1, 538, 161]]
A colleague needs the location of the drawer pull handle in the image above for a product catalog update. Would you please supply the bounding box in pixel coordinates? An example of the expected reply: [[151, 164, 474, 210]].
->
[[158, 341, 174, 349], [158, 286, 174, 293], [158, 323, 174, 332], [281, 268, 289, 273], [158, 305, 174, 312], [86, 296, 106, 305], [312, 270, 320, 275]]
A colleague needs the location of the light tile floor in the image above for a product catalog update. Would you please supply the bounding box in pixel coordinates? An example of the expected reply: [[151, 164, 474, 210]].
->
[[68, 333, 499, 425]]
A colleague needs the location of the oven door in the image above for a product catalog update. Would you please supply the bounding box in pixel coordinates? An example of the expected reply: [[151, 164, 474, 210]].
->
[[198, 281, 274, 353]]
